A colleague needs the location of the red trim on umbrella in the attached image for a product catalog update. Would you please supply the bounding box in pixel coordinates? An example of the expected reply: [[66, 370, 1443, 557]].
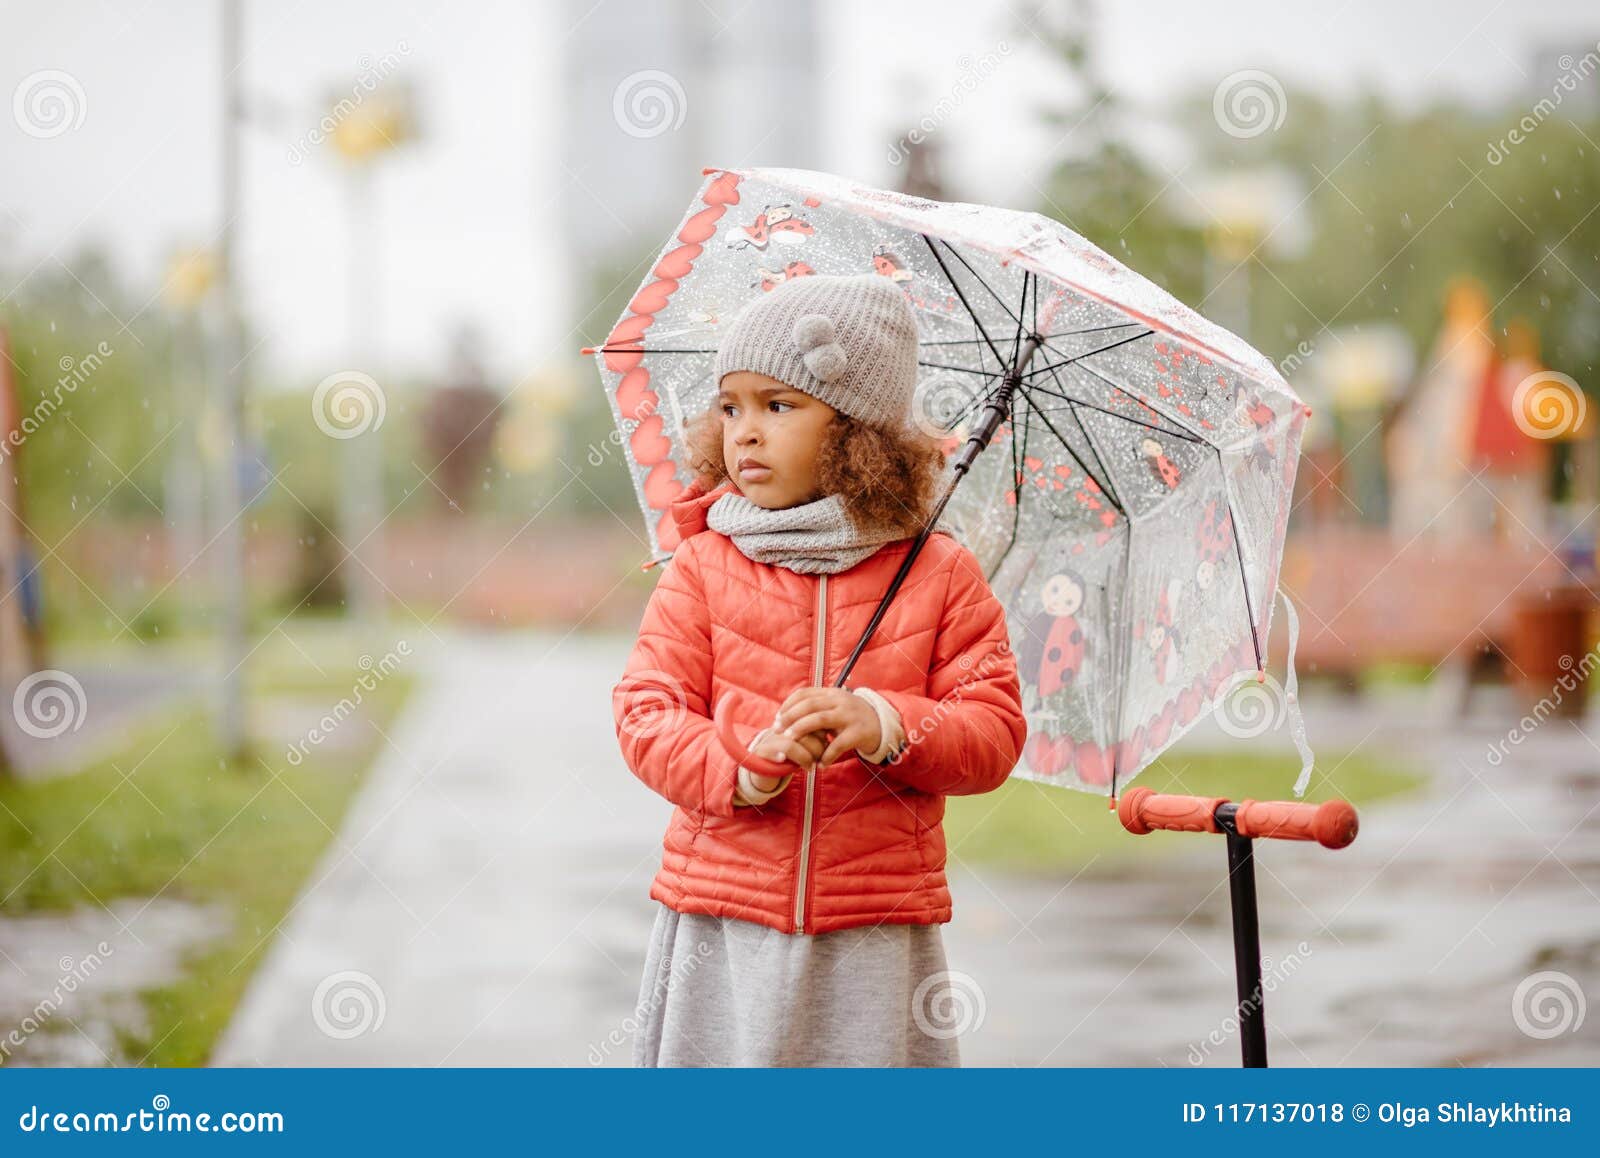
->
[[598, 169, 743, 554]]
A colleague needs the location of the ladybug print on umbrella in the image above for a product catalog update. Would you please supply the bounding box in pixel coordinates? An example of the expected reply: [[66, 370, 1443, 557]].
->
[[868, 243, 959, 315], [1241, 394, 1280, 475], [728, 202, 815, 252], [753, 261, 815, 292], [1138, 435, 1183, 490], [871, 244, 914, 284], [1017, 569, 1090, 699], [1135, 577, 1184, 685], [1194, 496, 1234, 592]]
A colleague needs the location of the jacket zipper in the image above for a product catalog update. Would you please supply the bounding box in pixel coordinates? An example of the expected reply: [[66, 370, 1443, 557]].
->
[[793, 571, 827, 934]]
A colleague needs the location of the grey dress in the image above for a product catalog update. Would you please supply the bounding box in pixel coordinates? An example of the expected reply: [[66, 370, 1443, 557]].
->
[[632, 901, 963, 1067]]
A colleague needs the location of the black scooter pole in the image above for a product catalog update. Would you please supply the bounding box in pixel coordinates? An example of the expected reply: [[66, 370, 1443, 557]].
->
[[1119, 787, 1359, 1067]]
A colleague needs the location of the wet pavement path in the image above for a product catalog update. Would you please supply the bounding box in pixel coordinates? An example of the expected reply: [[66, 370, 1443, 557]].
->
[[213, 631, 1599, 1066]]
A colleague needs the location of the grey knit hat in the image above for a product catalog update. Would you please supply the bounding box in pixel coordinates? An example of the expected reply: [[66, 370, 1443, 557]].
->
[[713, 273, 920, 430]]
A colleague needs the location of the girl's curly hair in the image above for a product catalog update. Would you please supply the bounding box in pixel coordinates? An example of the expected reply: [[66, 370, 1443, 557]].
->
[[682, 403, 948, 539]]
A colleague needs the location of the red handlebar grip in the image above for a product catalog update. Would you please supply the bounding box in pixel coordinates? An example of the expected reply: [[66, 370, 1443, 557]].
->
[[1118, 786, 1227, 836], [1234, 798, 1359, 849]]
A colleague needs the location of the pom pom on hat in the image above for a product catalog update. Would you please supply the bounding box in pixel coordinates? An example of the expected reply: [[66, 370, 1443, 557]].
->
[[792, 314, 848, 382]]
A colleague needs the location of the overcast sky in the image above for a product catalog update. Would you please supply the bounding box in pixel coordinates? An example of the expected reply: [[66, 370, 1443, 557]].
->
[[2, 0, 1596, 388]]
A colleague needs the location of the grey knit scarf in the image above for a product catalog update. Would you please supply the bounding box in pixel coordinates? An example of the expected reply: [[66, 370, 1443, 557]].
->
[[706, 488, 956, 575]]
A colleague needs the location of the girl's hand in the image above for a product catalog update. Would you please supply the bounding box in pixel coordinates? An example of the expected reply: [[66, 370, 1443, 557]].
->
[[774, 686, 882, 767], [746, 726, 825, 785]]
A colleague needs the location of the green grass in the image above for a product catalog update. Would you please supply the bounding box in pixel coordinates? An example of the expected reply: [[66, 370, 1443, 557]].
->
[[945, 748, 1427, 877], [0, 627, 415, 1066]]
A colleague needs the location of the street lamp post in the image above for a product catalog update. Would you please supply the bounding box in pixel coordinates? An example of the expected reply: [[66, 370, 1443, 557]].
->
[[328, 80, 417, 626], [215, 0, 249, 761]]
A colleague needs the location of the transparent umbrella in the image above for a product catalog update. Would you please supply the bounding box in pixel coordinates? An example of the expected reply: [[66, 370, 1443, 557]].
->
[[585, 165, 1315, 802]]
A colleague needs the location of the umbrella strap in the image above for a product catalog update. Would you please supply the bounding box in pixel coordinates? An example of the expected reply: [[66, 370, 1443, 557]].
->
[[1277, 587, 1316, 798]]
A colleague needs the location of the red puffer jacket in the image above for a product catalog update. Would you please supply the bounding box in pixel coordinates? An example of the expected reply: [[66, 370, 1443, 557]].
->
[[613, 479, 1027, 935]]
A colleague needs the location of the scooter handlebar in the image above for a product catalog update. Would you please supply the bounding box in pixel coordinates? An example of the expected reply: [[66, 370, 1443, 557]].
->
[[1118, 786, 1358, 849], [1235, 797, 1358, 848], [1117, 786, 1226, 836]]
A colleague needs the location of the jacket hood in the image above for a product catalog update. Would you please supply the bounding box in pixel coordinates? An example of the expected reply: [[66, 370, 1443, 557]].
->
[[667, 477, 740, 544]]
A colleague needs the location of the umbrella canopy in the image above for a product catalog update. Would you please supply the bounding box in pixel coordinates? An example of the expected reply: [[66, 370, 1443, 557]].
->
[[586, 165, 1313, 799]]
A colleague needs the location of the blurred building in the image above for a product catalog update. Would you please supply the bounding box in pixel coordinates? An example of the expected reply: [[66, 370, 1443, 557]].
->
[[559, 0, 825, 288], [1385, 278, 1496, 540], [1525, 40, 1600, 120]]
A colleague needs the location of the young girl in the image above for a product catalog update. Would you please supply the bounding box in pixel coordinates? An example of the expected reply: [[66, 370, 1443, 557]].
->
[[613, 271, 1027, 1067]]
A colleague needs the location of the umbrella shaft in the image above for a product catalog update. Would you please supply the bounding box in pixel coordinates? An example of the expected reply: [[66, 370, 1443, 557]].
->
[[954, 332, 1042, 476], [836, 330, 1043, 687]]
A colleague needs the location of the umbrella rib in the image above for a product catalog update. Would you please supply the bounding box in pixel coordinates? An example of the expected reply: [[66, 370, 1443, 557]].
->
[[980, 381, 1030, 583], [1023, 328, 1155, 377], [936, 237, 1025, 329], [1063, 357, 1212, 445], [918, 322, 1142, 348], [1026, 373, 1130, 516], [1022, 377, 1206, 445], [1059, 394, 1130, 517], [1012, 381, 1126, 518], [918, 360, 1006, 377], [1040, 335, 1224, 449], [920, 234, 1008, 366], [929, 378, 1005, 442], [1220, 458, 1265, 673], [1008, 270, 1030, 374], [1110, 529, 1135, 799]]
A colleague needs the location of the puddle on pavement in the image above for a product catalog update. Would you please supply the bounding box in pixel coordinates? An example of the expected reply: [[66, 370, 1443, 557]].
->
[[0, 897, 231, 1066]]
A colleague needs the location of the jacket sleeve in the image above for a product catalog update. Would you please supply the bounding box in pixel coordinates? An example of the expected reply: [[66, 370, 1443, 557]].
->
[[870, 543, 1027, 796], [612, 538, 748, 818], [732, 730, 794, 807]]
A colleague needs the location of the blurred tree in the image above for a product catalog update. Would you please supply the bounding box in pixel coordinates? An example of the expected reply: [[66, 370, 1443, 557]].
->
[[420, 324, 502, 513], [1169, 84, 1600, 386], [899, 135, 946, 201], [288, 502, 347, 611], [1022, 1, 1600, 400], [1016, 0, 1208, 302], [1, 248, 178, 637]]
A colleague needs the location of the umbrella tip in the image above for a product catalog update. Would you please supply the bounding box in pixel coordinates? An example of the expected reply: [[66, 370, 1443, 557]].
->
[[580, 346, 596, 355], [1257, 668, 1267, 683], [1303, 404, 1313, 416], [1107, 794, 1117, 812]]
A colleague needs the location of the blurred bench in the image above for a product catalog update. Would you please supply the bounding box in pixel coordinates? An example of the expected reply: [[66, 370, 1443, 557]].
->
[[1276, 527, 1576, 695]]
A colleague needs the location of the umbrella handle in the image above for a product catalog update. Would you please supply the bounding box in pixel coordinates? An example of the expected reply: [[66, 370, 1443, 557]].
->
[[715, 699, 803, 782], [1118, 786, 1358, 849]]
